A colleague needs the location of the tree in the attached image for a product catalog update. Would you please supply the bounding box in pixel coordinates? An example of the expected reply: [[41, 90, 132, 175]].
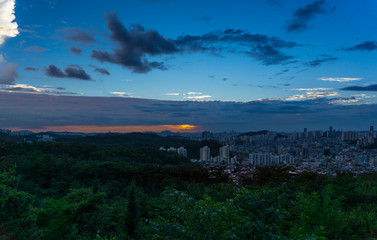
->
[[125, 179, 139, 239]]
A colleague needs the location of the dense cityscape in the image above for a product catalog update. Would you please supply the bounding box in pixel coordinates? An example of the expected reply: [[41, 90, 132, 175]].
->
[[4, 125, 377, 181], [158, 126, 377, 183]]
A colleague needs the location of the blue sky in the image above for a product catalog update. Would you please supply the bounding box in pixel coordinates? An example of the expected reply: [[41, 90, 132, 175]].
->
[[0, 0, 377, 132]]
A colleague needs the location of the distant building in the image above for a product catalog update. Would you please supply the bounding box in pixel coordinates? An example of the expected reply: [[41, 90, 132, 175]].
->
[[249, 152, 273, 166], [167, 147, 177, 152], [200, 146, 210, 161], [177, 147, 187, 157], [37, 134, 54, 142], [0, 129, 11, 134], [219, 145, 230, 163], [341, 131, 359, 141], [357, 134, 374, 148], [160, 146, 187, 157], [249, 152, 295, 166], [370, 126, 374, 137], [12, 130, 33, 136]]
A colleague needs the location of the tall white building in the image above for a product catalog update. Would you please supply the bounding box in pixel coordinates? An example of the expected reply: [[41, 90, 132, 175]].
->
[[177, 147, 187, 157], [249, 152, 273, 166], [219, 145, 230, 163], [200, 146, 210, 161]]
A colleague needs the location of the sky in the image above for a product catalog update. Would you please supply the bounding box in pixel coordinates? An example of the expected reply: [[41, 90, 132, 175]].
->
[[0, 0, 377, 133]]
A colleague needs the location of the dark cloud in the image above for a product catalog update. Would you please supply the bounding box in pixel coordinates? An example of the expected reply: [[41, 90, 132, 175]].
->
[[0, 63, 19, 84], [64, 67, 91, 80], [45, 64, 65, 78], [0, 92, 375, 132], [91, 12, 178, 73], [194, 16, 212, 23], [69, 46, 82, 55], [24, 66, 38, 71], [222, 78, 228, 81], [92, 12, 299, 73], [45, 64, 92, 80], [286, 0, 334, 33], [340, 84, 377, 91], [89, 65, 110, 75], [59, 27, 96, 44], [257, 85, 279, 89], [345, 41, 377, 51], [175, 29, 297, 51], [244, 45, 294, 65], [275, 69, 289, 76], [175, 29, 297, 65], [25, 45, 49, 53], [306, 54, 337, 67]]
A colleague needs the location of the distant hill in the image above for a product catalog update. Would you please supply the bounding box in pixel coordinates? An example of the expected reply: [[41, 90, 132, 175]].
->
[[239, 130, 287, 138], [0, 132, 25, 142], [240, 130, 269, 136]]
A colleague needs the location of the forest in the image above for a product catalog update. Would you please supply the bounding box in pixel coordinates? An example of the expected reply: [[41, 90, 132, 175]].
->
[[1, 135, 377, 239]]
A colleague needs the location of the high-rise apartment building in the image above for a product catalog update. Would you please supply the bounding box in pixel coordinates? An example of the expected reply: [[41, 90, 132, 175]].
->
[[219, 145, 230, 162], [200, 146, 210, 161], [177, 147, 187, 157]]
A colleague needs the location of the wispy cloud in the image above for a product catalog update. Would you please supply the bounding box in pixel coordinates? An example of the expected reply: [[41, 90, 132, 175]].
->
[[329, 98, 360, 105], [109, 91, 132, 97], [25, 45, 49, 53], [89, 65, 110, 75], [340, 84, 377, 91], [306, 54, 337, 67], [286, 0, 334, 33], [0, 83, 76, 95], [292, 88, 332, 91], [184, 95, 212, 99], [351, 94, 376, 99], [345, 41, 377, 51], [319, 77, 362, 82], [284, 91, 338, 100], [259, 91, 338, 101], [57, 27, 96, 44], [69, 46, 82, 55], [163, 93, 180, 96], [24, 66, 38, 71]]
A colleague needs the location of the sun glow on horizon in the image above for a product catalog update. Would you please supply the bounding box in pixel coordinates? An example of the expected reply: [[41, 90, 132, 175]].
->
[[8, 124, 201, 133]]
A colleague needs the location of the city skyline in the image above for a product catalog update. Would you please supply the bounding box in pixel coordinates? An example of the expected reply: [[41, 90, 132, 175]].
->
[[1, 0, 377, 132]]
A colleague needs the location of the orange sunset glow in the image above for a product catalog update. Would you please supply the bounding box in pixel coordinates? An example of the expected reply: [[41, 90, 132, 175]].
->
[[9, 124, 201, 133]]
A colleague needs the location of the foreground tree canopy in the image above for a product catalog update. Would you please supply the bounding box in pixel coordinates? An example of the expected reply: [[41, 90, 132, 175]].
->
[[0, 140, 377, 239]]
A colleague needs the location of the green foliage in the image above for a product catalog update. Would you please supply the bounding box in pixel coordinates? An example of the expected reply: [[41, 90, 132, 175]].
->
[[143, 187, 288, 239], [36, 188, 106, 240], [125, 179, 140, 239], [0, 169, 39, 239], [1, 140, 377, 239], [288, 185, 377, 240]]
